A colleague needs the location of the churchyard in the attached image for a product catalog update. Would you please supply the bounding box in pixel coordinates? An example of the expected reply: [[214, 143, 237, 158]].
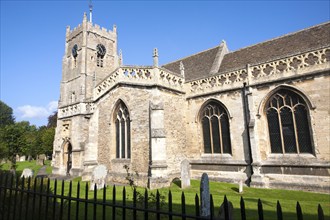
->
[[0, 160, 329, 219]]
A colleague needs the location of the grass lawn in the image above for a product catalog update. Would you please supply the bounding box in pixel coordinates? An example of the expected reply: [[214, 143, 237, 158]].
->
[[43, 179, 329, 220], [0, 160, 52, 176], [1, 161, 329, 219]]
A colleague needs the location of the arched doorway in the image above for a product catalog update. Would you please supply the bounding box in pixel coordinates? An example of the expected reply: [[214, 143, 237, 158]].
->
[[63, 141, 72, 175]]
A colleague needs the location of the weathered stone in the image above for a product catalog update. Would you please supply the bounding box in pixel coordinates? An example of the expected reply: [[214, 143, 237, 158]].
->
[[51, 14, 330, 193], [38, 154, 46, 160], [19, 155, 26, 162], [200, 173, 210, 217], [90, 165, 107, 190], [239, 180, 243, 193], [36, 159, 44, 166], [181, 159, 190, 189], [21, 168, 34, 179]]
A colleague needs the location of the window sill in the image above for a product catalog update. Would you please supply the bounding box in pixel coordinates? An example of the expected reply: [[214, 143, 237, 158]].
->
[[267, 153, 315, 160], [201, 153, 232, 159], [111, 159, 131, 164], [262, 153, 328, 167]]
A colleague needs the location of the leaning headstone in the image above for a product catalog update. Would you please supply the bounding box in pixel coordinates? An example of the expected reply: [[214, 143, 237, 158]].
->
[[181, 159, 190, 189], [218, 200, 234, 220], [21, 168, 34, 179], [200, 173, 210, 217], [90, 165, 107, 190]]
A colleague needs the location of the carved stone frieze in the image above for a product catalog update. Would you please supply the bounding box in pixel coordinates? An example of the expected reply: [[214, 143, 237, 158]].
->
[[58, 102, 95, 118], [94, 67, 185, 100], [188, 47, 330, 95]]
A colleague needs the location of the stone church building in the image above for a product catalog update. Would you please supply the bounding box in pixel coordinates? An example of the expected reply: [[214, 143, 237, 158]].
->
[[52, 12, 330, 192]]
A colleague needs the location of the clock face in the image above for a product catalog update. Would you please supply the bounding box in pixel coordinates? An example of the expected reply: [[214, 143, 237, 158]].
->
[[96, 44, 106, 57], [72, 44, 78, 58]]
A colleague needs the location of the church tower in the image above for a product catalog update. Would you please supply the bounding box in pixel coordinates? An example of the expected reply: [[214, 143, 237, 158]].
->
[[53, 12, 119, 176], [59, 12, 119, 106]]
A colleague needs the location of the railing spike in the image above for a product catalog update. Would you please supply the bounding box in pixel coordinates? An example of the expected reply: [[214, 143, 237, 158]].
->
[[258, 198, 264, 220], [276, 200, 283, 220], [296, 201, 303, 220], [318, 204, 324, 220], [240, 196, 246, 220]]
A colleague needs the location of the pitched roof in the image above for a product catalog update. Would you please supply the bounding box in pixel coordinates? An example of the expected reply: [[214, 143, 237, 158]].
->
[[162, 46, 220, 81], [219, 22, 330, 73], [162, 21, 330, 81]]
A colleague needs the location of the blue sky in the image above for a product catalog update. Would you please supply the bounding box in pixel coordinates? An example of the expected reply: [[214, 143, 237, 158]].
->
[[1, 0, 329, 127]]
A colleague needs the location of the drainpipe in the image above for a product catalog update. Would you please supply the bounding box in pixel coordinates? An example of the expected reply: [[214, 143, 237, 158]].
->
[[242, 82, 253, 185]]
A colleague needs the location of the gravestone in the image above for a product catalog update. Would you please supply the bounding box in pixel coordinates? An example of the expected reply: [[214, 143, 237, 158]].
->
[[36, 154, 46, 166], [239, 180, 243, 193], [19, 155, 26, 162], [200, 173, 210, 217], [181, 159, 190, 189], [218, 200, 234, 220], [21, 168, 34, 179], [90, 165, 107, 190]]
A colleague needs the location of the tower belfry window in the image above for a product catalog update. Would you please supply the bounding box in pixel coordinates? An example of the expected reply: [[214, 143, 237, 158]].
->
[[96, 44, 106, 68], [72, 44, 78, 68]]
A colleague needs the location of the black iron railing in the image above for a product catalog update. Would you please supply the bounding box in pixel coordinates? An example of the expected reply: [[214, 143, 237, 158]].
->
[[0, 172, 325, 220]]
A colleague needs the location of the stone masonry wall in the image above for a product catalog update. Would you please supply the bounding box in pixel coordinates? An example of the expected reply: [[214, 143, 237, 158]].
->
[[96, 86, 152, 186]]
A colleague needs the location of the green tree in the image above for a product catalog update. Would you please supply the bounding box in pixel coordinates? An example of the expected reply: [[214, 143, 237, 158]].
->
[[38, 126, 55, 157], [0, 100, 15, 127], [0, 122, 28, 175], [47, 111, 57, 128]]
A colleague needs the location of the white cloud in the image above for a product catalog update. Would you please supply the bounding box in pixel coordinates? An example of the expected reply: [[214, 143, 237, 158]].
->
[[16, 101, 58, 119], [47, 101, 58, 113]]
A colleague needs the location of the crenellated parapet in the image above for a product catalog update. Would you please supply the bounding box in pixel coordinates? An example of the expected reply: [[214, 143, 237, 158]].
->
[[187, 47, 330, 97], [86, 22, 117, 41], [94, 66, 185, 100], [58, 102, 95, 119]]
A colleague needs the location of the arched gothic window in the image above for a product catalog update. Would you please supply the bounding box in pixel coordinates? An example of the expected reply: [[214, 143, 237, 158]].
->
[[114, 102, 131, 159], [266, 89, 313, 154], [201, 101, 231, 154]]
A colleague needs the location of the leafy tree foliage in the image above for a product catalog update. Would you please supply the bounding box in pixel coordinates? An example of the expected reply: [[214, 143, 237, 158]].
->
[[38, 126, 55, 156], [0, 102, 57, 168], [0, 100, 15, 127], [0, 121, 32, 174], [47, 111, 57, 128]]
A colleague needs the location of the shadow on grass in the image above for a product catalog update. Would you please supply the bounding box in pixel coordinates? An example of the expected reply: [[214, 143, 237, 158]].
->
[[0, 172, 326, 220], [171, 178, 181, 188]]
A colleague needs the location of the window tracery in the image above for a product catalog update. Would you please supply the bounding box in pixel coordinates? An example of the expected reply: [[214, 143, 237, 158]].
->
[[114, 102, 131, 159], [266, 90, 313, 154], [200, 101, 231, 154]]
